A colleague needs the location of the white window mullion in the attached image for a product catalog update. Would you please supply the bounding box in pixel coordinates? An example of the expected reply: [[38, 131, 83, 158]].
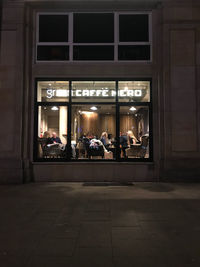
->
[[36, 13, 40, 62], [114, 12, 118, 62], [69, 12, 73, 62], [148, 13, 152, 62], [36, 11, 152, 62]]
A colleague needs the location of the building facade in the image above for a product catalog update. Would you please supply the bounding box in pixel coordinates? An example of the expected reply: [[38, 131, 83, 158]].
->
[[0, 0, 200, 183]]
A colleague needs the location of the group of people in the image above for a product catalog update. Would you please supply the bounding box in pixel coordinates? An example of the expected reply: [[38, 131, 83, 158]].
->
[[77, 132, 113, 154], [41, 130, 140, 158], [78, 130, 139, 158], [42, 131, 76, 158], [43, 131, 62, 145]]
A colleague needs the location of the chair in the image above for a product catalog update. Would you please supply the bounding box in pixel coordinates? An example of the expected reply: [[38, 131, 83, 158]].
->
[[84, 140, 104, 159], [38, 138, 64, 158], [87, 145, 104, 159], [126, 135, 149, 158], [76, 140, 87, 158]]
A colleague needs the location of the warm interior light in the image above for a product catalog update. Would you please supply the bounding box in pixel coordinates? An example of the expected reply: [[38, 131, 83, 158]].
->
[[51, 106, 59, 111], [90, 106, 97, 111], [80, 111, 94, 115], [129, 106, 136, 111], [124, 86, 128, 90]]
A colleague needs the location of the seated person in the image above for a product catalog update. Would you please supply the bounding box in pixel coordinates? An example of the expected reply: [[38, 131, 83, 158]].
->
[[89, 138, 111, 153], [100, 132, 111, 149], [127, 130, 139, 146], [58, 133, 76, 158], [49, 132, 62, 144], [42, 131, 51, 146]]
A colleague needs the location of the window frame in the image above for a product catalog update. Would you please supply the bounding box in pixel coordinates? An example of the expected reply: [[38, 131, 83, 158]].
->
[[36, 11, 152, 63], [34, 78, 153, 162], [36, 12, 71, 61]]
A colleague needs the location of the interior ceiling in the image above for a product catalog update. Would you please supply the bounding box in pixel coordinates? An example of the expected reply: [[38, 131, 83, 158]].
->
[[42, 105, 144, 115], [39, 81, 149, 90]]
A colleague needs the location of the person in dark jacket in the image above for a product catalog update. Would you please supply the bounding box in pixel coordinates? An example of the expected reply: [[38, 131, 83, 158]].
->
[[49, 132, 62, 144], [120, 133, 128, 158]]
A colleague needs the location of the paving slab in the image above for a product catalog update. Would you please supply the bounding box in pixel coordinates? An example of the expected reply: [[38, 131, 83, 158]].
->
[[0, 182, 200, 267]]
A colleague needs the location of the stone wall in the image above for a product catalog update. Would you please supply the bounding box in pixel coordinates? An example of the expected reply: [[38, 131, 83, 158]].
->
[[0, 1, 25, 183], [0, 0, 200, 182], [161, 1, 200, 180]]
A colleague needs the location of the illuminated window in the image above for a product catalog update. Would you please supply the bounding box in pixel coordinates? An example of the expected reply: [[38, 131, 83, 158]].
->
[[35, 79, 152, 161]]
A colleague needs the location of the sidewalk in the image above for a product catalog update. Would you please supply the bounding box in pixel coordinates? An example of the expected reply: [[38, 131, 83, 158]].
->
[[0, 182, 200, 267]]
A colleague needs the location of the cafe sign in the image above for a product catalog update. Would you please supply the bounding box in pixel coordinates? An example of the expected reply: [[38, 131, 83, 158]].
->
[[46, 88, 143, 98]]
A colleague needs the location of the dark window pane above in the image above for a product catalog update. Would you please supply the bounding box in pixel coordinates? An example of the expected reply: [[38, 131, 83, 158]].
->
[[119, 14, 149, 42], [73, 46, 114, 60], [37, 46, 69, 61], [39, 15, 68, 42], [73, 13, 114, 43], [118, 45, 150, 61]]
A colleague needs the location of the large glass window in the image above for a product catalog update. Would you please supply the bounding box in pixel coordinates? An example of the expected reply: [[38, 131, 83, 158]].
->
[[37, 105, 68, 159], [72, 81, 116, 102], [37, 81, 69, 102], [118, 81, 150, 102], [71, 104, 116, 160], [119, 106, 149, 159], [36, 12, 152, 62], [35, 79, 152, 161]]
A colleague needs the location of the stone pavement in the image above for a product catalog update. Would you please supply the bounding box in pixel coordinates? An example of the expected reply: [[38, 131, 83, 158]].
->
[[0, 182, 200, 267]]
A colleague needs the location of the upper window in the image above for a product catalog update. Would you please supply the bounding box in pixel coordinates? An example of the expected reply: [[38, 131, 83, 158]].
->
[[119, 14, 149, 42], [36, 12, 151, 62], [39, 15, 68, 42], [73, 13, 114, 43]]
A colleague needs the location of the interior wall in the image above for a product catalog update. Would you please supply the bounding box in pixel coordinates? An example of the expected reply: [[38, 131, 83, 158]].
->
[[120, 115, 137, 137], [99, 114, 115, 137], [59, 106, 67, 144], [80, 113, 99, 137], [48, 115, 59, 135], [79, 114, 116, 138]]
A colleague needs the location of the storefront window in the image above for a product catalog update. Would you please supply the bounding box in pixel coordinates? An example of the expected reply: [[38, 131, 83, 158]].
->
[[35, 79, 152, 161], [37, 81, 69, 102], [119, 106, 149, 159], [118, 81, 150, 102], [72, 81, 116, 102], [71, 104, 116, 160], [37, 105, 68, 159]]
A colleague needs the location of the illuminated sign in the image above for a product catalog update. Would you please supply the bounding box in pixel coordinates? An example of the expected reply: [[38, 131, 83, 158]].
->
[[46, 89, 143, 98]]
